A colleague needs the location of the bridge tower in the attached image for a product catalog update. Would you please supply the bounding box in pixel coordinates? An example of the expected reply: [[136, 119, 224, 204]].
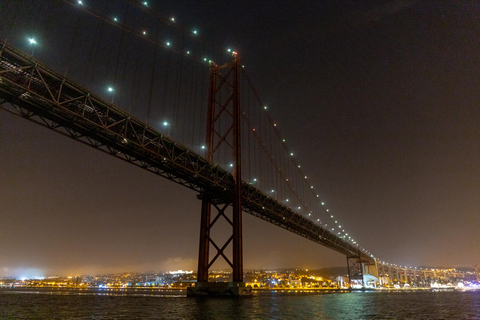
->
[[188, 53, 250, 296]]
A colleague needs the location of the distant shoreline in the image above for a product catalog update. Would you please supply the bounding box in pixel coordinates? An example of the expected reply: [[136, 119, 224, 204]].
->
[[0, 287, 186, 297], [3, 286, 475, 297]]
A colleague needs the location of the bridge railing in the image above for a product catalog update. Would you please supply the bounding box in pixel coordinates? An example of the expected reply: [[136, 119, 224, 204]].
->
[[0, 41, 372, 262]]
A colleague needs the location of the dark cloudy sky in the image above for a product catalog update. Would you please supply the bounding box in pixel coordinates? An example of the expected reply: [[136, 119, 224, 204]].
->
[[1, 0, 479, 278]]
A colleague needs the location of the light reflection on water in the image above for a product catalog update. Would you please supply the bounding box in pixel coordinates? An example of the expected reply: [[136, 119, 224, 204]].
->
[[1, 290, 479, 319]]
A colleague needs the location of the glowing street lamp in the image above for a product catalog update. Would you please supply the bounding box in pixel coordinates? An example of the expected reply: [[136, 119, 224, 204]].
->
[[28, 37, 37, 56], [107, 87, 115, 103], [163, 121, 170, 135], [250, 178, 260, 190]]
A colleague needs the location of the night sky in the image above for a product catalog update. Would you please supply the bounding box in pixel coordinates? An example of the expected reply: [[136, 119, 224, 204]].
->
[[1, 0, 479, 278]]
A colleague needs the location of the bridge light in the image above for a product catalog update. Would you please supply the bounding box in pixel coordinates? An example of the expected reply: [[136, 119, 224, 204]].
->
[[186, 51, 190, 54], [171, 17, 175, 22], [290, 153, 293, 156], [143, 1, 148, 6], [282, 139, 286, 142], [166, 42, 171, 46], [229, 163, 233, 167], [264, 106, 267, 110], [330, 215, 333, 218], [107, 87, 115, 103], [201, 145, 205, 149], [143, 30, 147, 35], [77, 0, 83, 4], [270, 189, 274, 193], [193, 30, 198, 35], [326, 209, 329, 212], [163, 121, 169, 126], [227, 48, 231, 52], [113, 17, 118, 22]]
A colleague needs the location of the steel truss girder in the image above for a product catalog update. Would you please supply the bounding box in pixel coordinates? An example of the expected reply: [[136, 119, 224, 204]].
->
[[0, 41, 373, 265]]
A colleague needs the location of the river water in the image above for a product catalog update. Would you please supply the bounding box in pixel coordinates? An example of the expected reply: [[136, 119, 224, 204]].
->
[[1, 290, 479, 319]]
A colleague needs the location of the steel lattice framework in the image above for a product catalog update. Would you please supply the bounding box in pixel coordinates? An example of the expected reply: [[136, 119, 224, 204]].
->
[[0, 41, 374, 265]]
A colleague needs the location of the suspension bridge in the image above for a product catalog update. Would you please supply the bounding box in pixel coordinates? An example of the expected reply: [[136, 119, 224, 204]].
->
[[1, 0, 472, 295]]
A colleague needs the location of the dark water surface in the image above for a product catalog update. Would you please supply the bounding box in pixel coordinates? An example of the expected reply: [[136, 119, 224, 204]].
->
[[1, 290, 479, 319]]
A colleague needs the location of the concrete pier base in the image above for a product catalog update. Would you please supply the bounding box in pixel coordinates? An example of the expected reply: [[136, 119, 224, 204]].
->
[[187, 282, 252, 297]]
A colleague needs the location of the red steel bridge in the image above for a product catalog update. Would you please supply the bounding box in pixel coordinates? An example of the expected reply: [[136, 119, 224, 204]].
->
[[0, 0, 383, 295]]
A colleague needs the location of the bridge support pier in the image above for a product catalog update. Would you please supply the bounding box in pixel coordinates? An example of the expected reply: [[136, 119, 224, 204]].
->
[[346, 255, 364, 288]]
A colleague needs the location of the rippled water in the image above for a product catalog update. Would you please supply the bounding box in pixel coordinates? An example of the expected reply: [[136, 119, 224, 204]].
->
[[1, 290, 479, 319]]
